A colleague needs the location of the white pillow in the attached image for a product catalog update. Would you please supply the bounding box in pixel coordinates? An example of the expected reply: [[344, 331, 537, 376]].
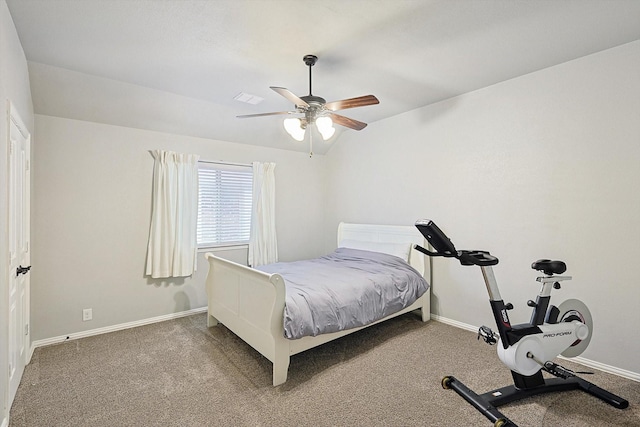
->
[[339, 239, 412, 262]]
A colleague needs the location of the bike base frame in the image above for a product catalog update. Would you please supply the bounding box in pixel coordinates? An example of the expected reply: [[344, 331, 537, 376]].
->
[[442, 371, 629, 427]]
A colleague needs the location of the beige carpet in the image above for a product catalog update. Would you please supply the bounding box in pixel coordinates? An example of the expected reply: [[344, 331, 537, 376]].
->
[[9, 312, 640, 426]]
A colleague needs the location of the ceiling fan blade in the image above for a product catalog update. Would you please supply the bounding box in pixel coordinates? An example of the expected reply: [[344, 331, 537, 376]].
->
[[237, 111, 294, 119], [270, 87, 309, 108], [324, 95, 379, 111], [327, 112, 368, 131]]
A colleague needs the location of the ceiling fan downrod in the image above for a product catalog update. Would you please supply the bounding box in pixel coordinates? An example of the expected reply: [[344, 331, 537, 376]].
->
[[303, 54, 317, 96]]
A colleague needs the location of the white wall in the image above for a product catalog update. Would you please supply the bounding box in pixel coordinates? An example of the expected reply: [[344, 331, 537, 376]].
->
[[324, 41, 640, 375], [0, 0, 34, 423], [31, 116, 327, 341]]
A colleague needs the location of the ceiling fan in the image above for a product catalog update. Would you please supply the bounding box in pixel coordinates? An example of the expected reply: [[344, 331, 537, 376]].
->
[[237, 54, 379, 142]]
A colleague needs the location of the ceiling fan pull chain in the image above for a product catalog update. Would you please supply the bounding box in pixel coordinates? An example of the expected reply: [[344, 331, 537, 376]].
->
[[309, 130, 313, 158]]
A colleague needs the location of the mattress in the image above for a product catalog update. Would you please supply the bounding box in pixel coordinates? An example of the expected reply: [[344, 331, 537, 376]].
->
[[257, 247, 429, 339]]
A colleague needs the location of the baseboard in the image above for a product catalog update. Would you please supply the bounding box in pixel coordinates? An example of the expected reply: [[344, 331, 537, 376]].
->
[[430, 314, 640, 383], [31, 307, 208, 351], [1, 415, 8, 427], [430, 313, 478, 333], [560, 355, 640, 383]]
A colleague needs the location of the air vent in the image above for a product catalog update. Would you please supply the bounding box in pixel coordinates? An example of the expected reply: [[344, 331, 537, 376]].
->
[[234, 92, 264, 105]]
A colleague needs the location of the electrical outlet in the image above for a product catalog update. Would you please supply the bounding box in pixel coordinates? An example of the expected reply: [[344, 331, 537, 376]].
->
[[82, 308, 92, 321]]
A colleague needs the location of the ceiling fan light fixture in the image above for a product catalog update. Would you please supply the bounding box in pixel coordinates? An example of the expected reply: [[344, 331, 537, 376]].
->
[[283, 117, 305, 141], [319, 127, 335, 141], [316, 116, 335, 140]]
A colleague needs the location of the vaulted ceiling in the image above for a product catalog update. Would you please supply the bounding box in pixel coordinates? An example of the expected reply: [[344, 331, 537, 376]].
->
[[7, 0, 640, 154]]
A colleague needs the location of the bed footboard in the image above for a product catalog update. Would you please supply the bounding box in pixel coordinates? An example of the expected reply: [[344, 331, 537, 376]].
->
[[205, 253, 290, 385]]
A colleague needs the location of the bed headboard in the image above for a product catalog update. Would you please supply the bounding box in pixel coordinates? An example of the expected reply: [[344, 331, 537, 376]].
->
[[337, 222, 427, 276]]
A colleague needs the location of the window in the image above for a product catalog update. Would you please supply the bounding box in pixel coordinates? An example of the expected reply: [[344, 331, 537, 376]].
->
[[197, 162, 252, 247]]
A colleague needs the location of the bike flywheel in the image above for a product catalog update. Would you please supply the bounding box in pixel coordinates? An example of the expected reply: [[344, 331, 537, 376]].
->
[[557, 298, 593, 357]]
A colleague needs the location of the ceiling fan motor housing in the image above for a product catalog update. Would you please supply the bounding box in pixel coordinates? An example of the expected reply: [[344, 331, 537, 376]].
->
[[300, 95, 326, 108], [300, 96, 326, 122]]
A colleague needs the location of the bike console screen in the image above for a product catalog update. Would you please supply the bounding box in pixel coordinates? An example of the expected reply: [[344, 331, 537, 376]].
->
[[415, 219, 457, 256]]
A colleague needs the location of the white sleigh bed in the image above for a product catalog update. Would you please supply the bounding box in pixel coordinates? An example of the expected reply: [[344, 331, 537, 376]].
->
[[204, 222, 431, 386]]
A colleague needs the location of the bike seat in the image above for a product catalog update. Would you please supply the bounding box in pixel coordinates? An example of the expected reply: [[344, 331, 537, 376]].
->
[[531, 259, 567, 275]]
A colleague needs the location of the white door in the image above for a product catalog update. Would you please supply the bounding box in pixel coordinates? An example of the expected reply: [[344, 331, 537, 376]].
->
[[7, 102, 30, 405]]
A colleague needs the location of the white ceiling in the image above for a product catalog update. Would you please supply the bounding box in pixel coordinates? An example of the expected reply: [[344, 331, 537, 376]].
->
[[7, 0, 640, 154]]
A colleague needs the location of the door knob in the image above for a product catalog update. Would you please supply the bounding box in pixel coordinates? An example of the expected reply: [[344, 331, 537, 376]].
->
[[16, 265, 31, 276]]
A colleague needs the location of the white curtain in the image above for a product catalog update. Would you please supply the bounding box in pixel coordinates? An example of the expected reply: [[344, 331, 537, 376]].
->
[[248, 162, 278, 267], [146, 150, 200, 278]]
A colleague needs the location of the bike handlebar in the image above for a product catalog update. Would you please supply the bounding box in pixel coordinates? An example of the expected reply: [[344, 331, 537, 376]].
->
[[414, 219, 500, 266], [414, 245, 499, 266], [458, 250, 499, 266]]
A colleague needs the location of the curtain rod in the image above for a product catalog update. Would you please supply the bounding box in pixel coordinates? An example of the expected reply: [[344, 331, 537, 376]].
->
[[199, 159, 252, 168]]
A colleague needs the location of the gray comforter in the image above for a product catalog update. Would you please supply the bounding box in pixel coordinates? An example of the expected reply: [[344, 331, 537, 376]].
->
[[257, 248, 429, 339]]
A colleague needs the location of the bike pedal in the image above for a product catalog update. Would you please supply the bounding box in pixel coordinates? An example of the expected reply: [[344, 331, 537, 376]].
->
[[543, 361, 576, 379], [477, 325, 498, 345]]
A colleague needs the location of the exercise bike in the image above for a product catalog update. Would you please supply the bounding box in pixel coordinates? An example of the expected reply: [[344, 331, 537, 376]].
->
[[413, 219, 629, 427]]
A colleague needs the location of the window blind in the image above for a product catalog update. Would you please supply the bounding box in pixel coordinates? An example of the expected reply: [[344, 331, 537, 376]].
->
[[197, 162, 252, 247]]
